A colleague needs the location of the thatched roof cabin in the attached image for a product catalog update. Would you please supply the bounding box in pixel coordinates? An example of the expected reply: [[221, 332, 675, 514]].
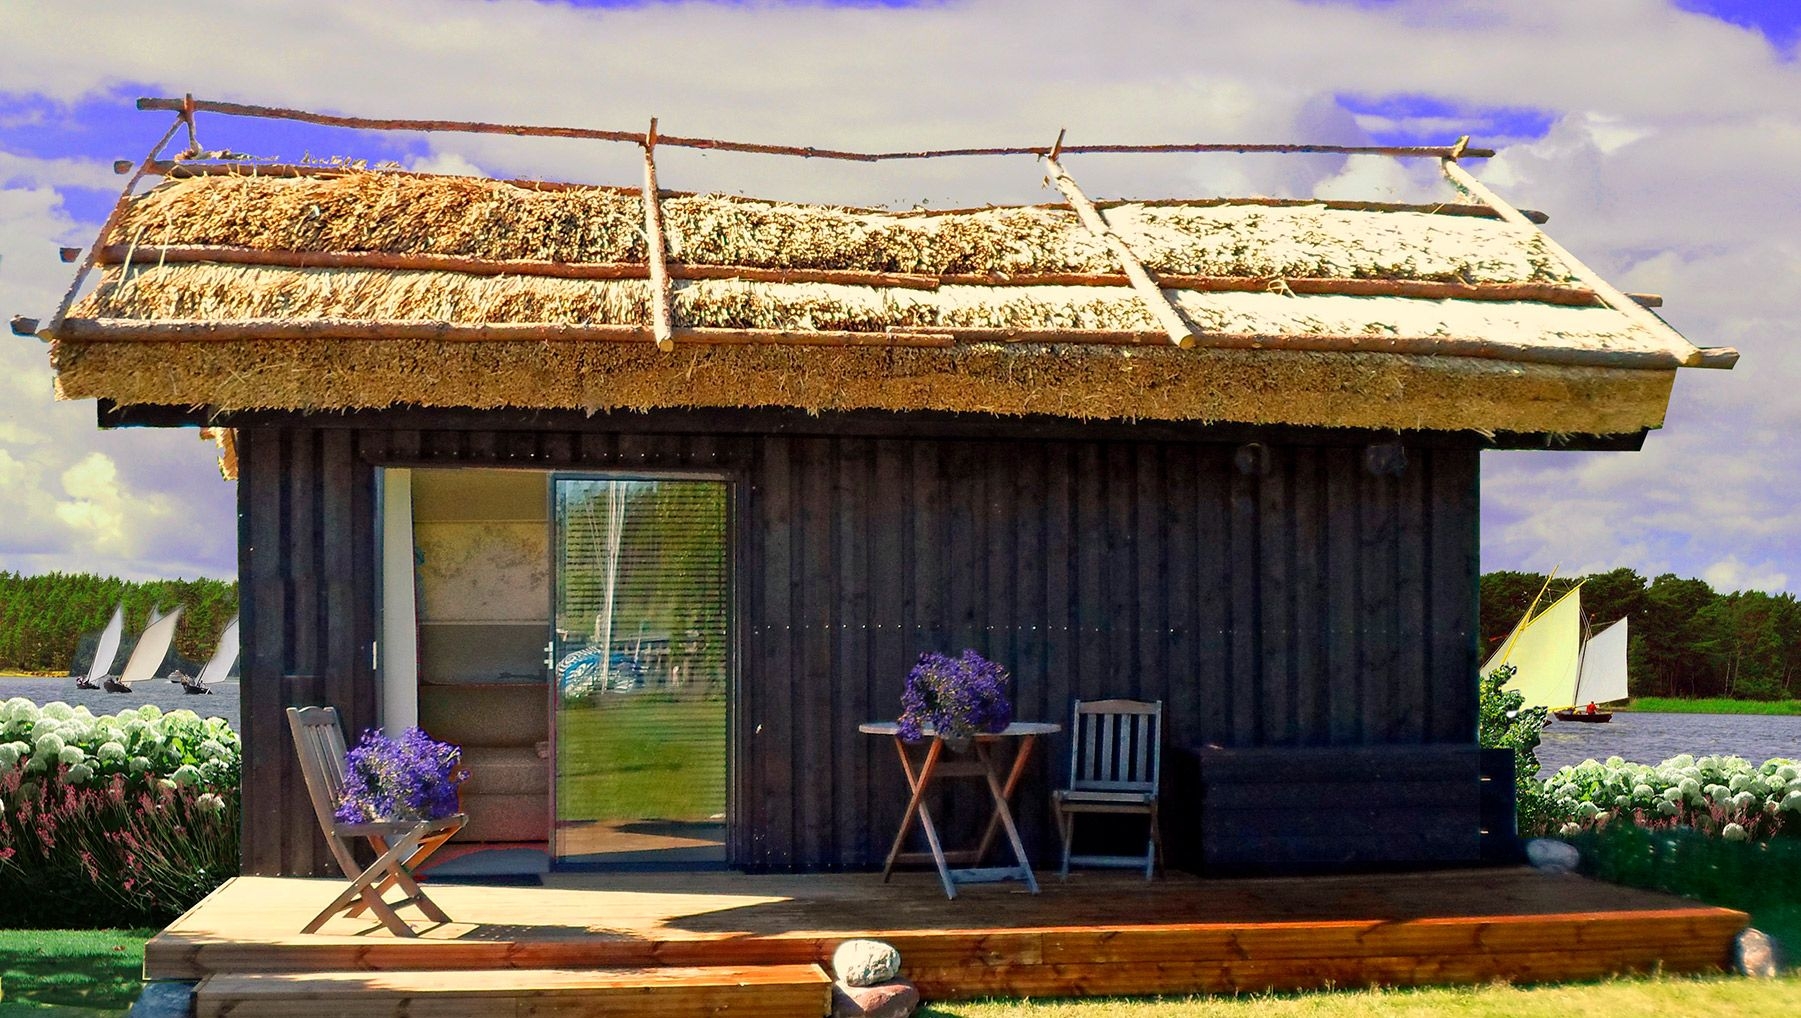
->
[[46, 159, 1729, 437], [28, 102, 1739, 891]]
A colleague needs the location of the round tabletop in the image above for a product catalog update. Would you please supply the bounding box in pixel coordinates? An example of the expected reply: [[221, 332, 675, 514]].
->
[[858, 721, 1061, 737]]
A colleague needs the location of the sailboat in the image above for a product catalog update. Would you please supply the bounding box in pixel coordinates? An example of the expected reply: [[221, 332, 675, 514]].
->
[[173, 615, 238, 695], [105, 606, 183, 693], [1483, 583, 1630, 724], [76, 604, 126, 690]]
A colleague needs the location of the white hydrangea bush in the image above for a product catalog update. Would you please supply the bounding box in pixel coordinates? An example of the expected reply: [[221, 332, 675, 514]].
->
[[0, 697, 238, 790], [1541, 753, 1800, 840]]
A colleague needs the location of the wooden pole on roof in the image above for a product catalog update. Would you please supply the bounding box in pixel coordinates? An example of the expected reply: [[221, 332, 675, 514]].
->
[[1439, 141, 1736, 370], [1043, 132, 1195, 349], [137, 96, 1499, 161], [41, 113, 187, 341], [641, 118, 676, 352]]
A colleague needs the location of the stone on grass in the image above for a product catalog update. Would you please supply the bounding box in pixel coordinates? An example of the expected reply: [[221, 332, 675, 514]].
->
[[1736, 928, 1781, 978], [833, 979, 920, 1018], [127, 980, 198, 1018], [832, 938, 901, 986], [1524, 838, 1580, 873]]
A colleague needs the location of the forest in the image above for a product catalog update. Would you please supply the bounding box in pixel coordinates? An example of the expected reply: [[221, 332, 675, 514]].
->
[[1480, 568, 1801, 701], [0, 571, 239, 674]]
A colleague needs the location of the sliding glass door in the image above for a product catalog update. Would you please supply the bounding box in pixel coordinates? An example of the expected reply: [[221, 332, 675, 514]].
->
[[550, 476, 729, 868]]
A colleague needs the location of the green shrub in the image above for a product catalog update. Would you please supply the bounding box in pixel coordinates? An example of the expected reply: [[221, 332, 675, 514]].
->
[[1532, 754, 1800, 840], [1478, 663, 1549, 828], [0, 700, 239, 927], [1564, 823, 1801, 960]]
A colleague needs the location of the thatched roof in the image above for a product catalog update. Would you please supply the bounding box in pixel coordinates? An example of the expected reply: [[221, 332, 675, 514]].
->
[[46, 167, 1725, 436]]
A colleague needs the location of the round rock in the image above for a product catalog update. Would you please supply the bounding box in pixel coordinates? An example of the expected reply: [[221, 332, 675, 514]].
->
[[832, 939, 901, 987], [832, 980, 919, 1018], [1524, 838, 1580, 874], [1736, 928, 1780, 978]]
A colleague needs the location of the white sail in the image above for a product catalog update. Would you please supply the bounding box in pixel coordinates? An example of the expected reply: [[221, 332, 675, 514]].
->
[[1574, 616, 1630, 706], [195, 615, 240, 686], [1499, 586, 1583, 710], [86, 604, 125, 683], [117, 606, 183, 687], [1480, 614, 1526, 679], [147, 605, 165, 627]]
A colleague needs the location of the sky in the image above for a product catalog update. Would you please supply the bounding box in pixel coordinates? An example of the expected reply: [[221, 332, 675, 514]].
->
[[0, 0, 1796, 592]]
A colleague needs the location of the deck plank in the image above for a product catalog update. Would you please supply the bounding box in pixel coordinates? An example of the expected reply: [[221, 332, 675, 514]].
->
[[195, 965, 832, 1018], [149, 869, 1745, 1001]]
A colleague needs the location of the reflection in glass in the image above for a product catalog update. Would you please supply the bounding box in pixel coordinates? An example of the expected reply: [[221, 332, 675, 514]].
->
[[552, 478, 728, 867]]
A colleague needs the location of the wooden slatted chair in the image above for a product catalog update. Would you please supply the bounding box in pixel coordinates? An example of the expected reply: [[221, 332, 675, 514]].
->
[[1052, 698, 1163, 879], [286, 706, 465, 937]]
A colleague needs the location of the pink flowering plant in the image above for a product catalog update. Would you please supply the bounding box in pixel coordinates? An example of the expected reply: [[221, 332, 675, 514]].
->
[[334, 728, 467, 824], [897, 650, 1012, 743]]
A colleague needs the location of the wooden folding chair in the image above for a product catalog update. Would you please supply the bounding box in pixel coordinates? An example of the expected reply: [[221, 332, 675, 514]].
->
[[1052, 698, 1163, 879], [286, 706, 466, 937]]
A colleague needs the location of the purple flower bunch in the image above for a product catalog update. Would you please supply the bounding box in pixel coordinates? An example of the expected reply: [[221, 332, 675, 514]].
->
[[897, 649, 1013, 742], [333, 728, 467, 824]]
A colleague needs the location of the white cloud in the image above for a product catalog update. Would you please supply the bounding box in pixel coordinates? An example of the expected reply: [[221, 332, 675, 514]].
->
[[1701, 556, 1789, 595], [54, 452, 127, 553]]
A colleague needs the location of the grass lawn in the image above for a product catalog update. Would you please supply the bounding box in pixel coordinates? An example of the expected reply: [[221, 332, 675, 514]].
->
[[0, 929, 151, 1016], [1621, 697, 1801, 716], [921, 974, 1801, 1017], [556, 693, 726, 822]]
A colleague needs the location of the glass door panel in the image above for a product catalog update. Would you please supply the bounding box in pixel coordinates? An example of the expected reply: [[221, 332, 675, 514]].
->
[[551, 477, 728, 867]]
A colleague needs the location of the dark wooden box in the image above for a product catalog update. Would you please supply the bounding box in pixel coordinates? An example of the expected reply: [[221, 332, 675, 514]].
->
[[1176, 744, 1484, 874]]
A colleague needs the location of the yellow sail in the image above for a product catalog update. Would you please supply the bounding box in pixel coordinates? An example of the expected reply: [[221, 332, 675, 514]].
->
[[1499, 586, 1583, 710]]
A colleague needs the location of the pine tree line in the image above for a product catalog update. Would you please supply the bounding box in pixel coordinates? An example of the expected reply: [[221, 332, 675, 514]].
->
[[1480, 568, 1801, 701], [0, 571, 239, 674]]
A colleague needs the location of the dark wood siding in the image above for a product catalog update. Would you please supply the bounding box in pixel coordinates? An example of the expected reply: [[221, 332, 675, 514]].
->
[[237, 418, 1480, 876]]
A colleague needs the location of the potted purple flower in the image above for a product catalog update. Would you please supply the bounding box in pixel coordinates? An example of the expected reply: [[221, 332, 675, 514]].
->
[[334, 728, 468, 824], [897, 650, 1013, 749]]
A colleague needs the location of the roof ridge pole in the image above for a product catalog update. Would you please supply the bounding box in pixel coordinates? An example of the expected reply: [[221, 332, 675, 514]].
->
[[41, 112, 188, 341], [640, 117, 676, 352], [1439, 141, 1734, 369], [1042, 133, 1196, 349]]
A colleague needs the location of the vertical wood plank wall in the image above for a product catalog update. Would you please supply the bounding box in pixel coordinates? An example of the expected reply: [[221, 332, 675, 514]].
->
[[237, 424, 1479, 876]]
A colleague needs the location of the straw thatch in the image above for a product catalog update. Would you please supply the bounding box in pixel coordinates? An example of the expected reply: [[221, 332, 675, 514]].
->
[[54, 169, 1691, 435], [75, 265, 1657, 354], [53, 338, 1674, 436], [111, 172, 1571, 283]]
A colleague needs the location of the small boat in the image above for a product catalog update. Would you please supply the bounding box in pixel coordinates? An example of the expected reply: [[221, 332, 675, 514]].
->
[[1484, 578, 1629, 723], [173, 615, 238, 695], [106, 607, 183, 693], [76, 603, 126, 690]]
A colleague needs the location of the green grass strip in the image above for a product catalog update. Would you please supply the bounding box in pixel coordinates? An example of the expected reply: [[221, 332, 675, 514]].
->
[[923, 974, 1801, 1017], [1620, 697, 1801, 716], [0, 929, 152, 1015]]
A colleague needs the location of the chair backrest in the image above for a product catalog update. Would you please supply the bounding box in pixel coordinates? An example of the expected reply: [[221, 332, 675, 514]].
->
[[1067, 698, 1162, 793], [287, 705, 352, 837]]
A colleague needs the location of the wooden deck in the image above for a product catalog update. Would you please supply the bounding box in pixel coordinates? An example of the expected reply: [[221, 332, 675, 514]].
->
[[150, 868, 1745, 1003]]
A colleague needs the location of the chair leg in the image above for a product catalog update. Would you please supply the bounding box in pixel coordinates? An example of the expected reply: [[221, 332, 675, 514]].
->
[[1051, 807, 1066, 875], [303, 827, 432, 937], [1147, 802, 1163, 880]]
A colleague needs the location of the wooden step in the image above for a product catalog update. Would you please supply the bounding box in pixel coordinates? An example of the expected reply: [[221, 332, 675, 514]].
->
[[193, 963, 832, 1018]]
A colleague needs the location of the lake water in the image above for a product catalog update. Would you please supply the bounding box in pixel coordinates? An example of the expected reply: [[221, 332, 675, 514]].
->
[[1536, 711, 1801, 773], [1, 675, 241, 731]]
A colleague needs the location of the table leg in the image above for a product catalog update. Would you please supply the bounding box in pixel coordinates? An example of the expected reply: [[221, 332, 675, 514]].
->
[[973, 734, 1038, 865], [975, 738, 1040, 894], [881, 737, 958, 898]]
